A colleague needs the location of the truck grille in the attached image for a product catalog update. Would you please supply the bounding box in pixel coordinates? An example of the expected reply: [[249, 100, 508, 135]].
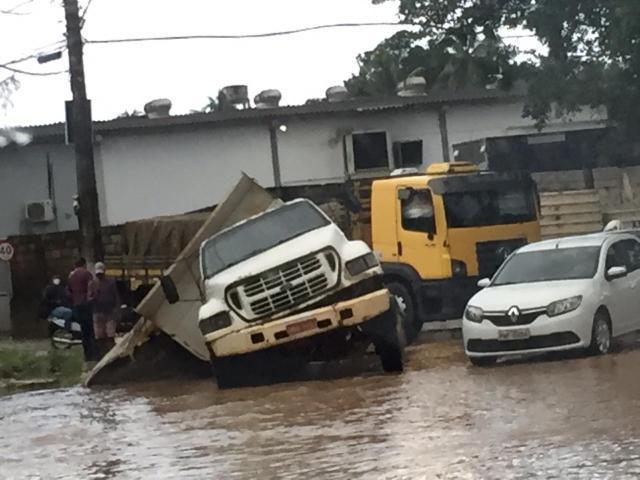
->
[[229, 251, 339, 320], [476, 238, 527, 278]]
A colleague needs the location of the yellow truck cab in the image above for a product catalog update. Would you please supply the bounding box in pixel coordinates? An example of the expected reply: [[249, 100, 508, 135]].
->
[[371, 162, 541, 335]]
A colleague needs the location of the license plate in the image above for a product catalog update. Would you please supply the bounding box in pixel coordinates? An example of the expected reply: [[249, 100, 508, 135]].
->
[[286, 319, 317, 335], [498, 328, 530, 341]]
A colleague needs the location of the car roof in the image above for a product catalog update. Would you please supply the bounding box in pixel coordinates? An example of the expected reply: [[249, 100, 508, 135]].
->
[[519, 231, 638, 253]]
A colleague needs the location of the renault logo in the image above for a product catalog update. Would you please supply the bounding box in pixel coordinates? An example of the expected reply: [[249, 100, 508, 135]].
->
[[508, 306, 520, 323]]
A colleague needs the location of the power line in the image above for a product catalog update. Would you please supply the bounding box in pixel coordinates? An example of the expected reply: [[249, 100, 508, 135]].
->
[[0, 64, 68, 76], [0, 40, 67, 67], [84, 22, 537, 45], [84, 22, 421, 44], [0, 0, 34, 15], [80, 0, 94, 22]]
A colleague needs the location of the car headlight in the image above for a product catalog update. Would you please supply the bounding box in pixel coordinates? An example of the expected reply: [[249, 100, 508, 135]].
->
[[345, 252, 379, 276], [546, 296, 582, 317], [199, 311, 232, 336], [464, 305, 484, 323]]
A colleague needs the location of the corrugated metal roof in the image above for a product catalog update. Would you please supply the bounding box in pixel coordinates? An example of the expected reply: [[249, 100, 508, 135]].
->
[[19, 87, 525, 138]]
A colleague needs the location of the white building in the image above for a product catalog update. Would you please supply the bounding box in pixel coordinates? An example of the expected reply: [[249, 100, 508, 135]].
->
[[0, 88, 607, 237]]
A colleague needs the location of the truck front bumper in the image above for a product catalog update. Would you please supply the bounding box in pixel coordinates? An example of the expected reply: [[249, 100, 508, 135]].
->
[[205, 288, 390, 357]]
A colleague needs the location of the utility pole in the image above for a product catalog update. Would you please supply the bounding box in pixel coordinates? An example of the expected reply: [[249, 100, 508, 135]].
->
[[63, 0, 103, 263]]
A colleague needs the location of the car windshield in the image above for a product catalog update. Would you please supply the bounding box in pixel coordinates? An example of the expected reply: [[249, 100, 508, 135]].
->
[[201, 201, 329, 278], [443, 187, 536, 228], [492, 246, 601, 286]]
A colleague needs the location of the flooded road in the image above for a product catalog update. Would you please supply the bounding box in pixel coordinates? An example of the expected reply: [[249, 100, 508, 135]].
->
[[3, 339, 640, 479]]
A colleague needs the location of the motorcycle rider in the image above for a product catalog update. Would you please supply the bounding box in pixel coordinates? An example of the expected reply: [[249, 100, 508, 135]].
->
[[40, 275, 72, 325]]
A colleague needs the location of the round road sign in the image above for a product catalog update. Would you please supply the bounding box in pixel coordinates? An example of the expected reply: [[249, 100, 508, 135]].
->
[[0, 242, 14, 262]]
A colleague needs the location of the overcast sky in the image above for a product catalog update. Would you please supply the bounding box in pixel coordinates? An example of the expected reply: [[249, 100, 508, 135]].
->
[[0, 0, 407, 126]]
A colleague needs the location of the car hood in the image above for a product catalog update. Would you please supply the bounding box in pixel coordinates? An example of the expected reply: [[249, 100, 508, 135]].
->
[[469, 279, 593, 311]]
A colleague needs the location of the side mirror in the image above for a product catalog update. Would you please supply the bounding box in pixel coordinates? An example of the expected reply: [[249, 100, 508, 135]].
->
[[160, 275, 180, 304], [477, 278, 491, 288], [606, 265, 628, 281], [397, 188, 412, 201]]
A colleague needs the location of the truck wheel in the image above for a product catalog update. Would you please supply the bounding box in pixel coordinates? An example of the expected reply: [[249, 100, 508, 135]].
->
[[386, 281, 421, 344], [378, 344, 403, 372], [212, 355, 258, 389], [372, 299, 405, 373]]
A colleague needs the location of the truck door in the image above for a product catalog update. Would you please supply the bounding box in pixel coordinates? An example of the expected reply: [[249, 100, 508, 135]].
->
[[396, 187, 444, 279]]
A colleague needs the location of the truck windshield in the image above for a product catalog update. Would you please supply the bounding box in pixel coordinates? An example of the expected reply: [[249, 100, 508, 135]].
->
[[443, 188, 536, 228], [492, 246, 601, 286], [201, 201, 329, 278]]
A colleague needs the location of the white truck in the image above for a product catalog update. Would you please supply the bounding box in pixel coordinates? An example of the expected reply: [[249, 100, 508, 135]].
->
[[197, 198, 405, 388]]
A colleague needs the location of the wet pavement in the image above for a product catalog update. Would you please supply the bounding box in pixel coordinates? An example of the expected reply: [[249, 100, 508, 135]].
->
[[3, 339, 640, 479]]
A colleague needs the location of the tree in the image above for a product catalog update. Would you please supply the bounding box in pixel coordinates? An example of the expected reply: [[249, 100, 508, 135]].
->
[[350, 0, 640, 132], [0, 75, 20, 111]]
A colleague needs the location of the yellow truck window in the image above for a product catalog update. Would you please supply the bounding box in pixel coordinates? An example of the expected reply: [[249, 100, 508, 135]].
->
[[401, 189, 436, 234], [443, 188, 536, 228]]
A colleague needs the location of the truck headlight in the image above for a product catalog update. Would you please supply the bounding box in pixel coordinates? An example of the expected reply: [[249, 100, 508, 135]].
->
[[464, 305, 484, 323], [546, 296, 582, 317], [199, 312, 232, 335], [345, 252, 379, 276]]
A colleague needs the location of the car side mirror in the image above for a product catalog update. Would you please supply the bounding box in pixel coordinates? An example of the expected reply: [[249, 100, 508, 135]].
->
[[160, 275, 180, 304], [477, 278, 491, 288], [606, 265, 627, 281]]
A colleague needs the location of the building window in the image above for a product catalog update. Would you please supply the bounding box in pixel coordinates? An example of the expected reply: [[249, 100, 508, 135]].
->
[[393, 140, 423, 168], [352, 132, 389, 171]]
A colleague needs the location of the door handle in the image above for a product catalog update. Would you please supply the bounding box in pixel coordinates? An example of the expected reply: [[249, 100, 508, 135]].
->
[[397, 241, 403, 256]]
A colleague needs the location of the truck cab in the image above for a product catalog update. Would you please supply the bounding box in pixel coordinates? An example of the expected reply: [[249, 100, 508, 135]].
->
[[198, 198, 404, 388], [372, 162, 541, 330]]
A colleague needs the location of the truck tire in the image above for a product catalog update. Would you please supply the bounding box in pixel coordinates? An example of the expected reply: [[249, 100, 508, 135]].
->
[[213, 350, 306, 389], [212, 356, 243, 389], [371, 299, 405, 373], [378, 344, 403, 372], [386, 281, 422, 344]]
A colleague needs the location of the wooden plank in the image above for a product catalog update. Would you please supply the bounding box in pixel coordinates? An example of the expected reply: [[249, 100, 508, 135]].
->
[[541, 203, 602, 215], [540, 212, 603, 227], [541, 222, 603, 238]]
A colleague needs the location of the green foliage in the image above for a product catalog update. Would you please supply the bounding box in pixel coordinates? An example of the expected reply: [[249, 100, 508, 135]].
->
[[349, 0, 640, 130], [0, 341, 83, 383]]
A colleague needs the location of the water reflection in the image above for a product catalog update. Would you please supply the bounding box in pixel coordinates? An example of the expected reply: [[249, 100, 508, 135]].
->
[[2, 341, 640, 479]]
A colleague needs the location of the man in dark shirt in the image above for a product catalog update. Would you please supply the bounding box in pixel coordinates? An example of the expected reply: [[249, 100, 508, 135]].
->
[[68, 257, 96, 361], [88, 262, 120, 358]]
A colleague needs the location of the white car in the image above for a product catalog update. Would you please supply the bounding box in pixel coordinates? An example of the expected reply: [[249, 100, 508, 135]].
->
[[463, 231, 640, 366]]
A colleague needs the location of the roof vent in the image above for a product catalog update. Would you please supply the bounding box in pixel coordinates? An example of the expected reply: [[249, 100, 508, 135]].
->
[[219, 85, 250, 110], [254, 89, 282, 109], [326, 86, 349, 103], [144, 98, 172, 118], [397, 76, 428, 97]]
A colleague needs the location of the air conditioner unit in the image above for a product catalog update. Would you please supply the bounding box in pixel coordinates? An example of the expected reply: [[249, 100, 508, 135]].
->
[[25, 200, 55, 223]]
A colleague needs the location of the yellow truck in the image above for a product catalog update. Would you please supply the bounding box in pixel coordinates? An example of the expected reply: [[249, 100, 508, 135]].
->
[[371, 162, 541, 340]]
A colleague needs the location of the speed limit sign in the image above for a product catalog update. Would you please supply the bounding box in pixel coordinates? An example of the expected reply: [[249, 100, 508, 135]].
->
[[0, 242, 14, 262]]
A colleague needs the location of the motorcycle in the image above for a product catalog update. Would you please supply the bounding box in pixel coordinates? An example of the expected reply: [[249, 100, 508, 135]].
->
[[47, 313, 83, 350]]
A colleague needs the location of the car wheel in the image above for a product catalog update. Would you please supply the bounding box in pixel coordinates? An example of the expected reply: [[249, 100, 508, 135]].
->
[[587, 311, 612, 356], [469, 356, 497, 367], [386, 281, 421, 345]]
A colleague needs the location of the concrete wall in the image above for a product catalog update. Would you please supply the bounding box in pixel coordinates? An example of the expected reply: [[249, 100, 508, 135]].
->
[[96, 124, 273, 225], [276, 110, 442, 185], [0, 143, 78, 237], [446, 101, 607, 160], [0, 99, 609, 235]]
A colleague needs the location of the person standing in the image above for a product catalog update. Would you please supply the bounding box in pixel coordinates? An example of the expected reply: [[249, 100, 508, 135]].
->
[[68, 257, 96, 361], [88, 262, 120, 358]]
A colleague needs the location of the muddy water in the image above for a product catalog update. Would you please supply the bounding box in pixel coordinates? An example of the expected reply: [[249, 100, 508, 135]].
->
[[3, 341, 640, 479]]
